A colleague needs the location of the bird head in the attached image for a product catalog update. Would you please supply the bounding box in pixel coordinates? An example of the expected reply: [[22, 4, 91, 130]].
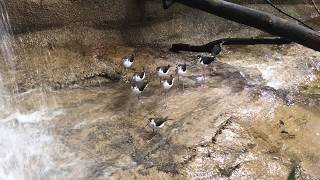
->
[[196, 55, 203, 63], [146, 118, 153, 127], [129, 54, 134, 62], [147, 118, 155, 124]]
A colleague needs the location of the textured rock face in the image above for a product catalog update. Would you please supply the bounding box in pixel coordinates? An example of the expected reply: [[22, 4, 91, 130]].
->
[[6, 0, 320, 46], [1, 0, 319, 91], [8, 43, 319, 179]]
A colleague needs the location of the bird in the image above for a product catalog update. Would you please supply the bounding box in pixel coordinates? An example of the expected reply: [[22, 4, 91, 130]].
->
[[131, 81, 148, 101], [147, 117, 170, 133], [211, 41, 224, 57], [161, 74, 174, 91], [161, 75, 174, 108], [176, 63, 187, 91], [156, 65, 171, 84], [197, 55, 216, 84], [132, 71, 146, 82], [122, 54, 134, 69]]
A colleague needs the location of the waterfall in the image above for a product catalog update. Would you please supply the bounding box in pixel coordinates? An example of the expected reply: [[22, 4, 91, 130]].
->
[[0, 0, 16, 95], [0, 1, 59, 180]]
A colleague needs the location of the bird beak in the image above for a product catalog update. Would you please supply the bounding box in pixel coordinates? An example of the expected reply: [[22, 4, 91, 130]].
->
[[192, 59, 197, 65]]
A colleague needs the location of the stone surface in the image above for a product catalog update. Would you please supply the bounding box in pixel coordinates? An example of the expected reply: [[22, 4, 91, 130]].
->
[[5, 0, 320, 45], [0, 1, 320, 179], [5, 43, 319, 178]]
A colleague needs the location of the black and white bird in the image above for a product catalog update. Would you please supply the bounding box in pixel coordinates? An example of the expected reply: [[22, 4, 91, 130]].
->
[[176, 63, 187, 91], [211, 41, 224, 57], [161, 74, 174, 91], [161, 75, 174, 107], [132, 71, 146, 82], [147, 117, 169, 133], [197, 55, 216, 84], [122, 54, 134, 69], [131, 81, 148, 100], [156, 65, 171, 84]]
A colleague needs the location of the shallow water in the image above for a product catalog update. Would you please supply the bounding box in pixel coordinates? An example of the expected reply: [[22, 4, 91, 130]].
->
[[0, 43, 320, 179]]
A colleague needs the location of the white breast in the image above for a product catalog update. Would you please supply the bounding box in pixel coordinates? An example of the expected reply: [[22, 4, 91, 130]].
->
[[148, 120, 156, 128], [131, 86, 141, 95], [157, 69, 169, 77], [162, 80, 173, 90], [177, 67, 187, 76], [123, 59, 133, 68], [148, 120, 164, 128], [133, 74, 144, 82]]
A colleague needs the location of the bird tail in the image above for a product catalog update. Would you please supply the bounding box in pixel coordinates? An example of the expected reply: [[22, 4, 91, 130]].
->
[[164, 116, 174, 121]]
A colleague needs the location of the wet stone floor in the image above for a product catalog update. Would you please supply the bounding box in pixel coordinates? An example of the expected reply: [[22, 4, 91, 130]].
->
[[0, 43, 320, 179]]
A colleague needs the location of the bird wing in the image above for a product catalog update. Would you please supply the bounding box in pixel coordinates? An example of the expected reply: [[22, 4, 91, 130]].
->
[[162, 67, 169, 73], [182, 64, 187, 71], [154, 118, 167, 126], [137, 82, 148, 91], [212, 45, 221, 56], [139, 72, 145, 78], [204, 56, 215, 64]]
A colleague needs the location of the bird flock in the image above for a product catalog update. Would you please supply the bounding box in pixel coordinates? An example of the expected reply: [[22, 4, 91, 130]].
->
[[121, 42, 223, 132]]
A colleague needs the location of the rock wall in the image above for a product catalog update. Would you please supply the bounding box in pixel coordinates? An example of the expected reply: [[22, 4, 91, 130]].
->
[[1, 0, 319, 91], [6, 0, 320, 46]]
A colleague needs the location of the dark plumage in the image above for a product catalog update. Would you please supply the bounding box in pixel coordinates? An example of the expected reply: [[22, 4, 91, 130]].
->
[[162, 75, 174, 86], [211, 41, 224, 57], [131, 81, 148, 100], [176, 63, 187, 72], [156, 65, 171, 74], [176, 63, 187, 91], [197, 55, 216, 85], [147, 116, 171, 132], [123, 54, 134, 62], [197, 55, 216, 65], [137, 72, 145, 79], [132, 71, 146, 82], [122, 54, 135, 69], [149, 117, 168, 126], [132, 81, 148, 92]]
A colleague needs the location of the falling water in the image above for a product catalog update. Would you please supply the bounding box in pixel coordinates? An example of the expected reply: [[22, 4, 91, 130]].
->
[[0, 0, 16, 96], [0, 1, 62, 179]]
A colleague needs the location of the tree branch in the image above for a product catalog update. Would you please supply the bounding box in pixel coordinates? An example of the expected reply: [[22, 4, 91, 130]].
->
[[163, 0, 320, 52], [170, 37, 291, 53]]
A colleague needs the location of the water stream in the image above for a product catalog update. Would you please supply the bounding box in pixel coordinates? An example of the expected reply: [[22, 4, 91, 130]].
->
[[0, 2, 82, 179]]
